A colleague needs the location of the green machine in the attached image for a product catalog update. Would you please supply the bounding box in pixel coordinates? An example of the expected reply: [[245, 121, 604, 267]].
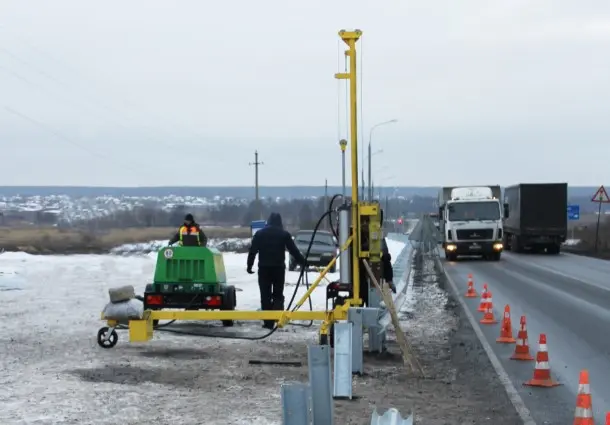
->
[[143, 246, 237, 327]]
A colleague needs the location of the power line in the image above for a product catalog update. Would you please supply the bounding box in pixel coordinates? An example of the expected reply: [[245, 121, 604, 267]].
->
[[4, 106, 154, 178]]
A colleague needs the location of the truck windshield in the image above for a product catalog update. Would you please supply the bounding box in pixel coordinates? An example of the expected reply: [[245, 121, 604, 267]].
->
[[448, 201, 500, 221]]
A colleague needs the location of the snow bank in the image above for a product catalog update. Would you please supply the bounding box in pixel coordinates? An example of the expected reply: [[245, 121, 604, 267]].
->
[[563, 238, 581, 246], [110, 238, 251, 255], [0, 237, 410, 424]]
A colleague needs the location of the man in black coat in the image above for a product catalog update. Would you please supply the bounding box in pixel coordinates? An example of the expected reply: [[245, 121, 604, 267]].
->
[[247, 212, 307, 329]]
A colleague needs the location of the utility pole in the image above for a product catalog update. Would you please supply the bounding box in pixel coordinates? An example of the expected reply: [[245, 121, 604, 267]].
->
[[249, 150, 264, 219]]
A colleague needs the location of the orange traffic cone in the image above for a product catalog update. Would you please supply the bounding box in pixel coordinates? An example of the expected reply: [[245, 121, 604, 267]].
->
[[496, 305, 516, 343], [480, 291, 497, 324], [510, 316, 534, 361], [573, 370, 593, 424], [523, 334, 561, 387], [477, 284, 488, 312], [465, 274, 477, 298], [605, 412, 610, 425]]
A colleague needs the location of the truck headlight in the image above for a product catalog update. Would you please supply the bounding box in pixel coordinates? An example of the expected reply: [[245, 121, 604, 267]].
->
[[493, 243, 503, 251], [446, 244, 457, 251]]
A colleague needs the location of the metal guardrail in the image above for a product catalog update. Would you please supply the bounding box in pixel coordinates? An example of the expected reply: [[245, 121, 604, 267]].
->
[[280, 233, 422, 425], [281, 343, 415, 425], [371, 408, 414, 425]]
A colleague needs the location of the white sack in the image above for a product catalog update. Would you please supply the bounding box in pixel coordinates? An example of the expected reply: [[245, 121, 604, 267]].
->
[[102, 298, 144, 321]]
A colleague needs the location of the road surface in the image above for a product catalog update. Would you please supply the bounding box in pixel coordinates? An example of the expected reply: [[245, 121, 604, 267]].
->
[[444, 251, 610, 424]]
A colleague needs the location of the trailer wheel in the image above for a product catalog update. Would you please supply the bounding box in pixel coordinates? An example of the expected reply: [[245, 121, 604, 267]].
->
[[97, 327, 118, 349], [221, 286, 236, 327]]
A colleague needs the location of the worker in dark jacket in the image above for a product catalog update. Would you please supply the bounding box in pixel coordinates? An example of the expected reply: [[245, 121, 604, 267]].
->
[[247, 212, 307, 329], [381, 237, 396, 293], [168, 214, 208, 247]]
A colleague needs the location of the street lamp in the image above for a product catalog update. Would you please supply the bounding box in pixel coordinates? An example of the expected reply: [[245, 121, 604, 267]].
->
[[368, 119, 397, 200]]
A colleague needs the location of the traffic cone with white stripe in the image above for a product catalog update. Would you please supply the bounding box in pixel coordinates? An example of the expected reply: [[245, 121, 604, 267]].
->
[[480, 291, 497, 324], [573, 369, 593, 424], [523, 334, 561, 387], [465, 274, 478, 298], [477, 284, 489, 312], [510, 315, 534, 361], [496, 305, 516, 343]]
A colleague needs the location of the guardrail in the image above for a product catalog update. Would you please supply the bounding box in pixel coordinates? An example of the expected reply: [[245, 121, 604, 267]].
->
[[280, 232, 419, 424], [281, 342, 414, 425]]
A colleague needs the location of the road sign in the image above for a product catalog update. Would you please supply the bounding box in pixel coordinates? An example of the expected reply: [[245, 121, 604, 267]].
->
[[250, 220, 266, 237], [567, 204, 580, 220], [591, 185, 610, 203]]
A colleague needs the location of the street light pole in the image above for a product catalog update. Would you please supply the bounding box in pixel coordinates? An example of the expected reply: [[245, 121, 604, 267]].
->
[[367, 119, 397, 201]]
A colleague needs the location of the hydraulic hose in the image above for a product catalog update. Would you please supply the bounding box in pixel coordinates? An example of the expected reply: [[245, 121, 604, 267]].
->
[[127, 195, 344, 341]]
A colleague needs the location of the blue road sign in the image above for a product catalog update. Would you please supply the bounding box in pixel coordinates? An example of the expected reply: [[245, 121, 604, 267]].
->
[[567, 204, 580, 220], [250, 220, 266, 237]]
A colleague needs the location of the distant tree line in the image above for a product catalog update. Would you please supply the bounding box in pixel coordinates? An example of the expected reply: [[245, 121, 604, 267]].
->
[[70, 196, 438, 230]]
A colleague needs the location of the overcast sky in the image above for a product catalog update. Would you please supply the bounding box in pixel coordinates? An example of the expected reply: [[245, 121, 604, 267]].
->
[[1, 1, 609, 187]]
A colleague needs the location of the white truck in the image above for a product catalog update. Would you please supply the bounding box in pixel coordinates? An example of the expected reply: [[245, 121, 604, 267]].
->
[[437, 185, 506, 261]]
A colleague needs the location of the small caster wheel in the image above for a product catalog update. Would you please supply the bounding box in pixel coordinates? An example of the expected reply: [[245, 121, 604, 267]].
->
[[97, 327, 118, 349]]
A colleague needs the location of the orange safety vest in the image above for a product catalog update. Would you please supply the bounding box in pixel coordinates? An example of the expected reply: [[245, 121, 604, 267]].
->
[[179, 225, 201, 246]]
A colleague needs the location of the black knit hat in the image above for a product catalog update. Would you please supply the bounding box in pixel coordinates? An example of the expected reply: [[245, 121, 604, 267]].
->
[[184, 213, 194, 222]]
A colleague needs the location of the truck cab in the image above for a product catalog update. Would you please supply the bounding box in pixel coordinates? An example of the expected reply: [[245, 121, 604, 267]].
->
[[439, 186, 505, 261]]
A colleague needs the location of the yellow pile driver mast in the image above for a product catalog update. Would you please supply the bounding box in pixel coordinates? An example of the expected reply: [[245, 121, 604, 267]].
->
[[334, 29, 383, 313], [98, 29, 383, 349]]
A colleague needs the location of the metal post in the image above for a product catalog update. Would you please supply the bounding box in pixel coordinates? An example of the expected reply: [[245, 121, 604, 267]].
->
[[281, 382, 311, 425], [333, 321, 353, 399], [338, 206, 351, 284], [307, 345, 334, 425], [347, 308, 364, 375], [367, 286, 386, 353], [595, 200, 602, 253]]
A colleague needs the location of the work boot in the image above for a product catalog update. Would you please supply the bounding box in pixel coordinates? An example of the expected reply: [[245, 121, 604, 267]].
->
[[262, 321, 274, 330]]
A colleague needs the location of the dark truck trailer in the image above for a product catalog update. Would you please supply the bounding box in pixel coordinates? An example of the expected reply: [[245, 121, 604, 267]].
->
[[503, 183, 567, 254]]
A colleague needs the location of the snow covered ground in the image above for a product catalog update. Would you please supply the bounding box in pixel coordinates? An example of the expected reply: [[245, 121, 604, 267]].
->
[[0, 238, 407, 425]]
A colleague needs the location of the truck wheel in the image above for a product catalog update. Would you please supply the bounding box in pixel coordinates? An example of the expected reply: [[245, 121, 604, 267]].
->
[[547, 244, 561, 255], [491, 252, 501, 261], [446, 252, 457, 261], [511, 235, 523, 253], [221, 286, 236, 327]]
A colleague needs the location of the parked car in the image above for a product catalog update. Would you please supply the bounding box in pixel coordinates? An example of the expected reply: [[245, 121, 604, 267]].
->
[[289, 230, 339, 273]]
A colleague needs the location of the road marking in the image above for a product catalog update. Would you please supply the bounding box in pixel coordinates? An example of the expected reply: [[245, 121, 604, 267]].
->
[[439, 258, 537, 425], [504, 254, 610, 293]]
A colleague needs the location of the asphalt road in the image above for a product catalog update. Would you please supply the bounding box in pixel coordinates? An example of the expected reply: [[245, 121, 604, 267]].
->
[[443, 250, 610, 425]]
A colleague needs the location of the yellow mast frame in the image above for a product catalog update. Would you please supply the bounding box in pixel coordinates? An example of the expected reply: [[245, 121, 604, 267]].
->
[[102, 29, 364, 344]]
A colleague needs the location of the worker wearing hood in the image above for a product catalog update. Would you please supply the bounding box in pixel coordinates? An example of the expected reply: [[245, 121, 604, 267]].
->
[[247, 212, 307, 329]]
